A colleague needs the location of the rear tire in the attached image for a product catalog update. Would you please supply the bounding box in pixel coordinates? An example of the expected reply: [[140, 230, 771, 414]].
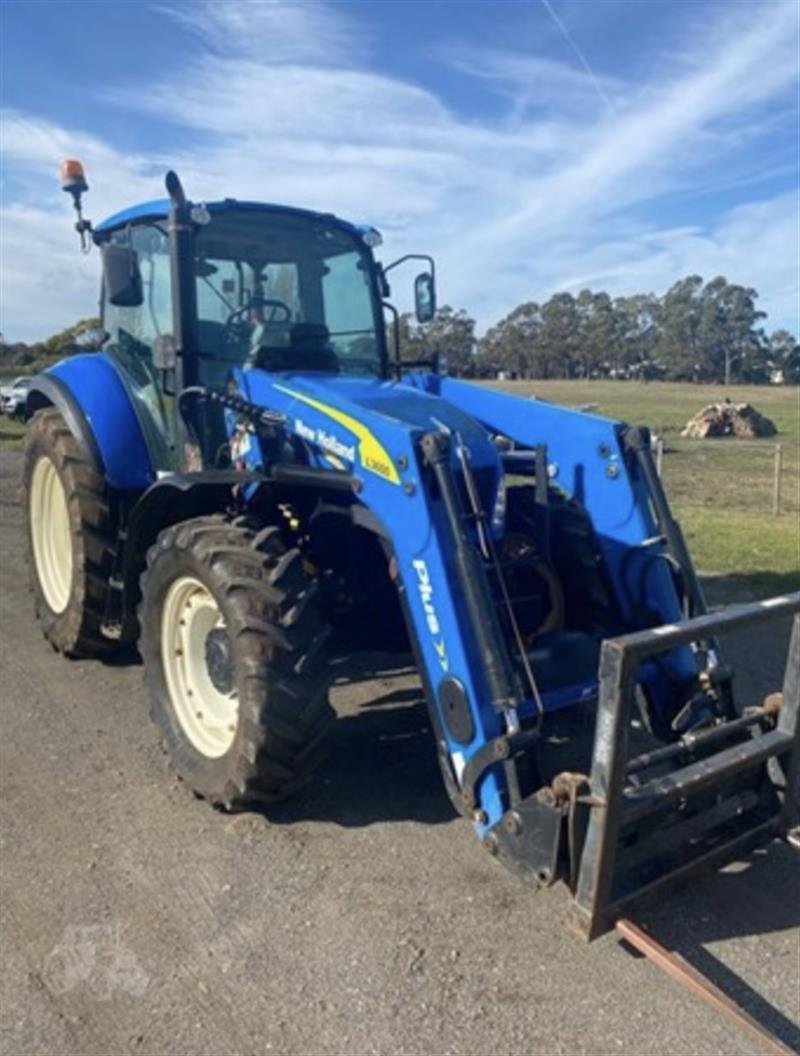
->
[[139, 515, 334, 808], [23, 408, 127, 657]]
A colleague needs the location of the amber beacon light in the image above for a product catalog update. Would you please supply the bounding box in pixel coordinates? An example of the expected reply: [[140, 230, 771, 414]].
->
[[60, 158, 88, 197], [60, 159, 93, 250]]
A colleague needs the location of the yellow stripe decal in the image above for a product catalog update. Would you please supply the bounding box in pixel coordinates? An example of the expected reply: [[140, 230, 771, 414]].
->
[[274, 384, 400, 485]]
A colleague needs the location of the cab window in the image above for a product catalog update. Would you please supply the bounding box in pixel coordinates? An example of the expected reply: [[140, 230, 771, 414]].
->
[[103, 224, 176, 469], [194, 210, 384, 377]]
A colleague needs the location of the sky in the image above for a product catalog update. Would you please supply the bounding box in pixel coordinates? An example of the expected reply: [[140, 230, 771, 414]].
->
[[0, 0, 798, 342]]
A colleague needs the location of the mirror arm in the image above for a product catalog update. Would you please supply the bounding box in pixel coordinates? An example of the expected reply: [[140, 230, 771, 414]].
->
[[382, 254, 435, 280]]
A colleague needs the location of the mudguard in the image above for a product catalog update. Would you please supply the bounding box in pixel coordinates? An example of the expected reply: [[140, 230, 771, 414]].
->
[[26, 354, 154, 491]]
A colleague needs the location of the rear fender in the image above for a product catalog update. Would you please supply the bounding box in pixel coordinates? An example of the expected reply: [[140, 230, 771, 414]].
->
[[26, 354, 154, 490]]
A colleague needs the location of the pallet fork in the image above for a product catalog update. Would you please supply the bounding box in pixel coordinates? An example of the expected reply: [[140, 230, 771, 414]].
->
[[567, 596, 800, 941]]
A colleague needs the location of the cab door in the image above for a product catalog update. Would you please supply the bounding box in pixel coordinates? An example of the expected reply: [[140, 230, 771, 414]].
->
[[102, 223, 178, 471]]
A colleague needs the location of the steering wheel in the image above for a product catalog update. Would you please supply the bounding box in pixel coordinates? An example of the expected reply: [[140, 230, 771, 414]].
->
[[223, 299, 292, 351], [258, 299, 292, 324]]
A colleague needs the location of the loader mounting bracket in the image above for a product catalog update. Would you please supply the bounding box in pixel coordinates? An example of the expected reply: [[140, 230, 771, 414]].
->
[[485, 789, 565, 888]]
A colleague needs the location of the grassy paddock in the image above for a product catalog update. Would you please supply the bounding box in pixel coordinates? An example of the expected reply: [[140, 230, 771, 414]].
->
[[0, 417, 26, 451], [486, 379, 799, 585]]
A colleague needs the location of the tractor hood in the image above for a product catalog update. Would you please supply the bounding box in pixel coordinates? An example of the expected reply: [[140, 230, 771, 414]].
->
[[241, 370, 501, 497]]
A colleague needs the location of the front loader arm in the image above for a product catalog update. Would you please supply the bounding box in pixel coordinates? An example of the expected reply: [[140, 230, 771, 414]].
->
[[237, 370, 536, 830], [412, 374, 684, 626], [415, 375, 705, 702]]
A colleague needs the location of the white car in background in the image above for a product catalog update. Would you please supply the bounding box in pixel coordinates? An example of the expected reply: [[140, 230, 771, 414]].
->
[[0, 376, 34, 418]]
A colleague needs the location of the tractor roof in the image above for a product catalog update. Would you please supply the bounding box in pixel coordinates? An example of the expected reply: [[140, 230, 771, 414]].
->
[[96, 198, 372, 239]]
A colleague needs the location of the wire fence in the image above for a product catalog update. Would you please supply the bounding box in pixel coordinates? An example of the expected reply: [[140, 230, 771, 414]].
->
[[658, 438, 799, 517]]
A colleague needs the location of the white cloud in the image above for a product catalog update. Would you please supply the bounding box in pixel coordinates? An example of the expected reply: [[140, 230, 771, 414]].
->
[[0, 0, 797, 341], [500, 192, 799, 325], [444, 46, 624, 117], [155, 0, 368, 65]]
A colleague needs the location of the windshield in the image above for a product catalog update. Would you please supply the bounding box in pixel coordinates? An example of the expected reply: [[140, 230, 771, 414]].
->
[[194, 209, 384, 381]]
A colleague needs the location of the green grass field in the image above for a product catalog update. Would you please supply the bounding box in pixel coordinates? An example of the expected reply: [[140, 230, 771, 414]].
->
[[0, 416, 25, 451], [488, 379, 799, 591]]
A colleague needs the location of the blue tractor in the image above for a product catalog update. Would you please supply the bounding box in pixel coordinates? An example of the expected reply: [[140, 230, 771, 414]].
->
[[24, 162, 798, 938]]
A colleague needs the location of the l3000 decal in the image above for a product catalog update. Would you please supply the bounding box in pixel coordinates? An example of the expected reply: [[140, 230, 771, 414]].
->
[[274, 385, 400, 485]]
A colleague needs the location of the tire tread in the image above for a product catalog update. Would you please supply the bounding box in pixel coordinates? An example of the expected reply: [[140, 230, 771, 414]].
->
[[139, 515, 334, 808]]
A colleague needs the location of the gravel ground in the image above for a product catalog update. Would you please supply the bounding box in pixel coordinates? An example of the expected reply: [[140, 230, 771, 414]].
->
[[0, 448, 798, 1056]]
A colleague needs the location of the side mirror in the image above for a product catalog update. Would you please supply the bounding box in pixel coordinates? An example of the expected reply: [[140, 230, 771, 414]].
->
[[102, 244, 143, 307], [414, 272, 436, 323]]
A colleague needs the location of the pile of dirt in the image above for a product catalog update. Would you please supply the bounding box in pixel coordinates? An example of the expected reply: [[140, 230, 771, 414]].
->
[[681, 401, 778, 439]]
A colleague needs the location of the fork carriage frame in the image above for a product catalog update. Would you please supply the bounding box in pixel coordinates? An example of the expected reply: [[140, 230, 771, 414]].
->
[[569, 596, 800, 940]]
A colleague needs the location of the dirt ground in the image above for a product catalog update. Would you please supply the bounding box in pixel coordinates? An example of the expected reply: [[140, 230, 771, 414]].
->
[[0, 448, 798, 1056]]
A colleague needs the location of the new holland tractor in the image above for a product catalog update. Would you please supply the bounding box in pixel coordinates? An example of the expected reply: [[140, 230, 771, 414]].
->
[[23, 161, 799, 938]]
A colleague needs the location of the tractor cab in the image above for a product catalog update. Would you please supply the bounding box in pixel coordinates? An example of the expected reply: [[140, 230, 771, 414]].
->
[[98, 201, 388, 377], [93, 197, 402, 472]]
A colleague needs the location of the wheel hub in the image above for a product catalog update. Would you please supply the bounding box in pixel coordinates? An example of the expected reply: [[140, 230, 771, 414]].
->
[[205, 627, 234, 695]]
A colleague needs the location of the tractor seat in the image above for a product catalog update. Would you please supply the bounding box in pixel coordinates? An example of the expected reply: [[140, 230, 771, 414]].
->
[[258, 323, 339, 373]]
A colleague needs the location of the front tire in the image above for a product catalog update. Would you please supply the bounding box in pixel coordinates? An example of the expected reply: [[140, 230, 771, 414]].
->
[[140, 516, 334, 808], [23, 408, 125, 657]]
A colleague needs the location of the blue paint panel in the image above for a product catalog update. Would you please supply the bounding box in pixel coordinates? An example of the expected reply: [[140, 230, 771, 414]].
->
[[95, 199, 171, 231], [47, 354, 154, 490], [415, 374, 646, 538], [96, 198, 373, 238]]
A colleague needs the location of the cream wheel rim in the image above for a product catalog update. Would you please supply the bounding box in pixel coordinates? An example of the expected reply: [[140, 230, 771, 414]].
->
[[160, 576, 238, 758], [30, 456, 73, 614]]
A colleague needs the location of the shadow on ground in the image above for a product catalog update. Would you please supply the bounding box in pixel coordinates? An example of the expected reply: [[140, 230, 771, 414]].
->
[[269, 695, 457, 829], [634, 842, 800, 1051]]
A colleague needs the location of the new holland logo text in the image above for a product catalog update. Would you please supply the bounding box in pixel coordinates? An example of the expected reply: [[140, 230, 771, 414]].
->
[[274, 384, 400, 485], [412, 559, 449, 671], [294, 417, 356, 464]]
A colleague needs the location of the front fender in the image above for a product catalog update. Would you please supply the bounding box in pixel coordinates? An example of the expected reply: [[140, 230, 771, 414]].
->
[[26, 354, 154, 490]]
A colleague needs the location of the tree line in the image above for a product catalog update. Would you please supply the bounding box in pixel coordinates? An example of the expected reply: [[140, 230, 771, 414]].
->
[[0, 317, 103, 372], [395, 275, 799, 384], [2, 275, 797, 384]]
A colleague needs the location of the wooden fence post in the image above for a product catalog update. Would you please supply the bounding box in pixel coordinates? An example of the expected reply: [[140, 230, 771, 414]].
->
[[773, 443, 783, 516]]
